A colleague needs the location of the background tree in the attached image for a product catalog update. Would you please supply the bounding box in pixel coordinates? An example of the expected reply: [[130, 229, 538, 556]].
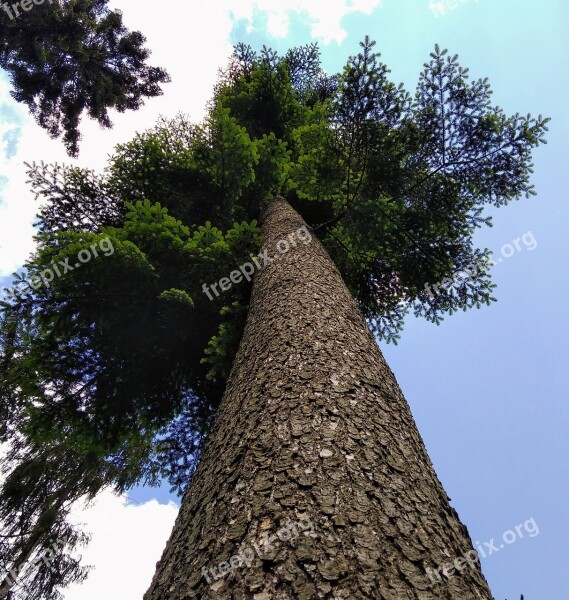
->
[[0, 0, 169, 156], [0, 38, 548, 598]]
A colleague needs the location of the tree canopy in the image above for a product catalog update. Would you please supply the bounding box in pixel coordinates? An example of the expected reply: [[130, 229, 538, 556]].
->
[[0, 37, 548, 598], [0, 0, 169, 156]]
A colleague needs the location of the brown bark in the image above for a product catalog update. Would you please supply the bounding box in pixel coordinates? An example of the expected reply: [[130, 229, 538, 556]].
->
[[145, 198, 493, 599]]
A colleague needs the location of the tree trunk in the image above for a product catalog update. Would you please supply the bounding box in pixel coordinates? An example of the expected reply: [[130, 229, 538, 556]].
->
[[145, 198, 493, 599]]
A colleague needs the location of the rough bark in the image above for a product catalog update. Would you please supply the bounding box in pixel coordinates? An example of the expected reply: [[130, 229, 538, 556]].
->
[[145, 198, 493, 599]]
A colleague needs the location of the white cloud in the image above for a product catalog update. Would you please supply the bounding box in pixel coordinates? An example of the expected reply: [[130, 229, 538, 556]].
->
[[227, 0, 381, 44], [0, 76, 38, 277], [64, 491, 179, 600]]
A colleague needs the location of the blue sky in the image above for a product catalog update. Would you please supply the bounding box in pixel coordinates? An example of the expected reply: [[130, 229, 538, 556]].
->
[[1, 1, 568, 598]]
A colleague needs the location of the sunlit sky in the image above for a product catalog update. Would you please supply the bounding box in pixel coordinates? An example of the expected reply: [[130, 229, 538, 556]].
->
[[1, 1, 568, 598]]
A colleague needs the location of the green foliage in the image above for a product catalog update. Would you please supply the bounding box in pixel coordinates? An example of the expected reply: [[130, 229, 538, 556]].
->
[[107, 117, 198, 222], [0, 0, 169, 156], [202, 301, 250, 382], [250, 133, 292, 202], [288, 37, 548, 341], [288, 112, 344, 206], [216, 50, 305, 143], [194, 106, 259, 220]]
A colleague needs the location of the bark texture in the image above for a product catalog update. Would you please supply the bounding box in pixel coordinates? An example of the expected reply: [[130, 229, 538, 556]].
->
[[145, 198, 493, 599]]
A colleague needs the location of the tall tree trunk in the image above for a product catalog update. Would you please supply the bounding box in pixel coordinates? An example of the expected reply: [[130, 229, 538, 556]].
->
[[145, 198, 492, 599]]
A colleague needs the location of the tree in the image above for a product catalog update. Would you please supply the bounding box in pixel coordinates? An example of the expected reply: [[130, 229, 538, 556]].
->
[[0, 0, 169, 156], [0, 39, 548, 598]]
